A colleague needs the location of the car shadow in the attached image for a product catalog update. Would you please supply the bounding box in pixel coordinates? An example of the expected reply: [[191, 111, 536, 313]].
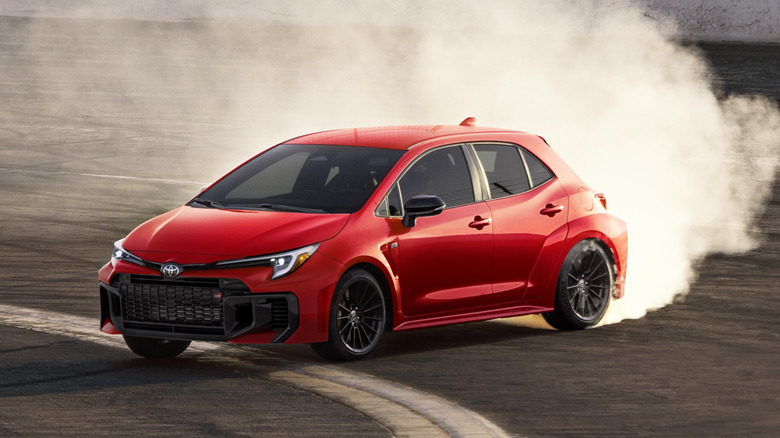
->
[[256, 314, 558, 362]]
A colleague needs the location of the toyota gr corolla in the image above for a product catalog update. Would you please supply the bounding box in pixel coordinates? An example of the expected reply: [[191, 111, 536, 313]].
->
[[99, 118, 628, 360]]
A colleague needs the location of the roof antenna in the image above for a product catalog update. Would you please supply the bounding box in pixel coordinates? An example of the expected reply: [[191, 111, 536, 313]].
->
[[459, 117, 477, 127]]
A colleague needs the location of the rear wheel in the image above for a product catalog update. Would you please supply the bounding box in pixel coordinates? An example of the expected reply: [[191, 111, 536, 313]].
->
[[311, 269, 386, 361], [123, 335, 191, 359], [543, 240, 614, 330]]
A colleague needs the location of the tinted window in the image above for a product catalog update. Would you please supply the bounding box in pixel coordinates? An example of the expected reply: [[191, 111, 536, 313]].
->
[[198, 144, 405, 213], [386, 183, 403, 216], [521, 148, 554, 187], [376, 183, 403, 217], [398, 146, 474, 208], [475, 144, 531, 198], [225, 151, 308, 200]]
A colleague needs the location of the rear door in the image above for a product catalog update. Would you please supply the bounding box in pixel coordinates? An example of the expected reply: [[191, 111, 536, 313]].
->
[[473, 143, 568, 302]]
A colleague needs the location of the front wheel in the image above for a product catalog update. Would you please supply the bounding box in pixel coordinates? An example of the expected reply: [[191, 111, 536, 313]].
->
[[543, 240, 614, 330], [311, 269, 387, 361], [123, 335, 191, 359]]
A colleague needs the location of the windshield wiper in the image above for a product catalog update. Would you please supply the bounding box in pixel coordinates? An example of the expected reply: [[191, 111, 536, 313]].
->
[[251, 203, 326, 214], [190, 197, 224, 209], [192, 199, 325, 213]]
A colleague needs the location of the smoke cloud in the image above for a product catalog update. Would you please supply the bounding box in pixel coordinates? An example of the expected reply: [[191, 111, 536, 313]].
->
[[7, 0, 780, 323]]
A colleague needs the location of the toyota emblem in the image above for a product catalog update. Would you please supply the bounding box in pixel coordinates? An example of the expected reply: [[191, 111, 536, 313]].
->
[[160, 262, 183, 279]]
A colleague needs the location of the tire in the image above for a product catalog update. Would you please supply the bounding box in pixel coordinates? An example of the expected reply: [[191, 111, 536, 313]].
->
[[310, 269, 386, 361], [543, 240, 614, 330], [123, 335, 191, 359]]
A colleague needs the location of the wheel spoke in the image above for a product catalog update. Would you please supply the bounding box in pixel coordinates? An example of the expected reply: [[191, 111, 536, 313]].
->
[[361, 303, 382, 314], [585, 252, 596, 273], [354, 326, 363, 350], [594, 293, 604, 308], [586, 295, 598, 316], [346, 324, 355, 346], [585, 258, 604, 278], [361, 321, 378, 334], [355, 282, 371, 307], [358, 323, 373, 343], [596, 288, 608, 299], [587, 271, 609, 282]]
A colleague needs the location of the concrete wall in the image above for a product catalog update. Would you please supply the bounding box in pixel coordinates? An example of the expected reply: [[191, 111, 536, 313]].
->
[[640, 0, 780, 43], [1, 0, 778, 43]]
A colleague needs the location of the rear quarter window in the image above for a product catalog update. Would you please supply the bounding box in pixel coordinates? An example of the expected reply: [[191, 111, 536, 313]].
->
[[521, 148, 554, 187], [474, 144, 531, 198]]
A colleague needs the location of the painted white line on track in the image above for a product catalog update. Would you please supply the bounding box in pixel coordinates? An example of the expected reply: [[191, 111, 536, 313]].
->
[[4, 166, 206, 186], [293, 364, 512, 438], [0, 304, 512, 438], [77, 172, 206, 186]]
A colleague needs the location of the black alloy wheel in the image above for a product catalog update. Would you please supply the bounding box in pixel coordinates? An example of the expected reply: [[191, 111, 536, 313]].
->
[[311, 269, 386, 361], [543, 240, 614, 330]]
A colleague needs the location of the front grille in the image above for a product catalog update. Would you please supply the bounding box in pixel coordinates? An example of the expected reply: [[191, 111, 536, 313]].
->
[[106, 274, 297, 342], [117, 275, 237, 327]]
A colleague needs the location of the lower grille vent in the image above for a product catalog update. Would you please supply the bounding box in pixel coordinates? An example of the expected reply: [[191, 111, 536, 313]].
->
[[269, 298, 289, 329]]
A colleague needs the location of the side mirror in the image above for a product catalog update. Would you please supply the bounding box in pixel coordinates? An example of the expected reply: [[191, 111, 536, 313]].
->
[[402, 195, 446, 228]]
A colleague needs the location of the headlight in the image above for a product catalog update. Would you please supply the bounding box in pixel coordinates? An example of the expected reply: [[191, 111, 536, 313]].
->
[[215, 243, 319, 279], [110, 239, 145, 267]]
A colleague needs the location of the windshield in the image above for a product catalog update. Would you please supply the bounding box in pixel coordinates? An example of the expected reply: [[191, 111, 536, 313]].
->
[[194, 144, 405, 214]]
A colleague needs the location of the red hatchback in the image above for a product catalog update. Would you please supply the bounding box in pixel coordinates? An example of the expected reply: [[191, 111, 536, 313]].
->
[[99, 118, 627, 360]]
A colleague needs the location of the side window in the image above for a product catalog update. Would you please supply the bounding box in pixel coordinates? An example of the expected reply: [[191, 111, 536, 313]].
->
[[398, 146, 475, 209], [474, 144, 531, 198], [386, 183, 402, 216], [377, 183, 403, 217], [521, 148, 554, 187]]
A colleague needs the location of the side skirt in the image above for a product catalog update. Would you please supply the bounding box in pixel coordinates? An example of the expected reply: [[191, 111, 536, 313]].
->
[[393, 303, 553, 332]]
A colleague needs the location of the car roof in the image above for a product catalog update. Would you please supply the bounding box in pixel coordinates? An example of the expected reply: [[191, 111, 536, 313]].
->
[[284, 121, 516, 150]]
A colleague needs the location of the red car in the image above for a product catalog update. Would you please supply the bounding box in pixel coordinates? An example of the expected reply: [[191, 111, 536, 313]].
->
[[99, 118, 627, 360]]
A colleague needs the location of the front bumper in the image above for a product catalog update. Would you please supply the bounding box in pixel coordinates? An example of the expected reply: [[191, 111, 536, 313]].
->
[[100, 273, 299, 343]]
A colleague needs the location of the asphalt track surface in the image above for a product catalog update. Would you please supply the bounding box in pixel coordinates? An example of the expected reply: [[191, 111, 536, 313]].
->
[[1, 17, 779, 437]]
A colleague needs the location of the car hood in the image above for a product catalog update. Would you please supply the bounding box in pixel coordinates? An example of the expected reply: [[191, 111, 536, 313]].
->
[[123, 206, 349, 263]]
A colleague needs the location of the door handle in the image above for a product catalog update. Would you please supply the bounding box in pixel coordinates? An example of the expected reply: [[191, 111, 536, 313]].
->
[[468, 216, 492, 230], [540, 204, 564, 217]]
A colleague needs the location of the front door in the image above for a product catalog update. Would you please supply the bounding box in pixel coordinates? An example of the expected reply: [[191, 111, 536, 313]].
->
[[389, 145, 495, 317]]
